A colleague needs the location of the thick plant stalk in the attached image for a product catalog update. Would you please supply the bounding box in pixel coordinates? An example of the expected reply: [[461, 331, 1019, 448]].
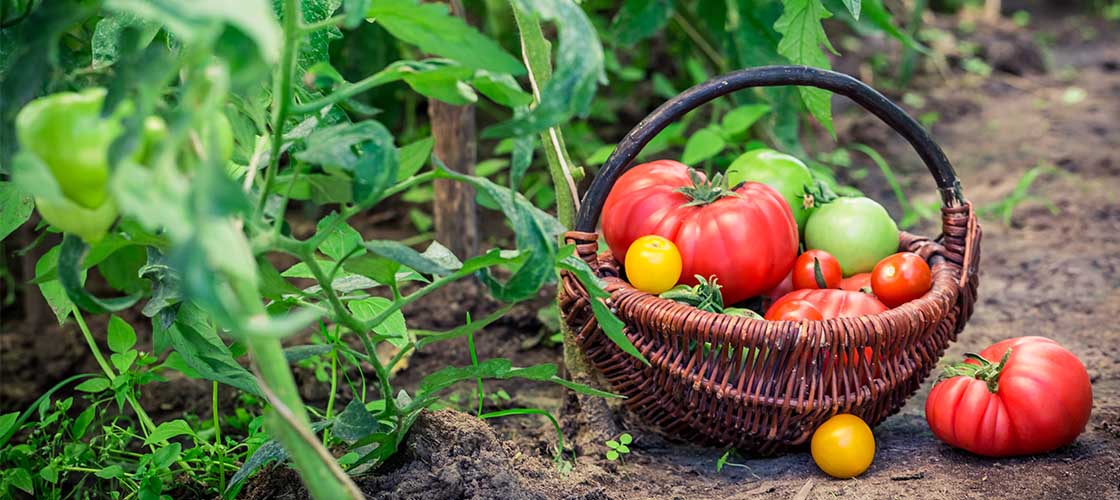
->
[[513, 6, 620, 446], [240, 286, 362, 499]]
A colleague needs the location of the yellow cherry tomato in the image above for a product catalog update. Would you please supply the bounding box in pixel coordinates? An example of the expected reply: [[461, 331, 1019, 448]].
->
[[624, 235, 682, 294], [811, 414, 875, 479]]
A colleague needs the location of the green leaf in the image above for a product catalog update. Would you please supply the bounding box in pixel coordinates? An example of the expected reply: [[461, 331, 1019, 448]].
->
[[435, 161, 564, 302], [8, 468, 33, 494], [606, 450, 619, 461], [606, 439, 619, 449], [95, 465, 124, 479], [71, 404, 98, 439], [111, 161, 191, 242], [364, 240, 455, 276], [547, 375, 620, 399], [145, 419, 195, 445], [257, 258, 302, 301], [348, 297, 408, 347], [57, 235, 141, 314], [332, 399, 381, 443], [510, 133, 535, 190], [294, 120, 399, 204], [228, 439, 285, 492], [681, 127, 726, 164], [0, 182, 34, 241], [590, 298, 648, 366], [34, 246, 75, 325], [401, 63, 477, 105], [104, 0, 282, 63], [38, 465, 58, 484], [91, 10, 161, 69], [610, 0, 673, 45], [620, 433, 633, 444], [316, 214, 365, 262], [485, 1, 605, 138], [775, 0, 837, 137], [842, 0, 860, 19], [111, 351, 137, 373], [152, 443, 182, 469], [472, 71, 533, 107], [343, 254, 402, 286], [0, 413, 18, 438], [283, 345, 333, 363], [107, 315, 138, 353], [721, 104, 772, 135], [161, 303, 262, 396], [368, 0, 523, 75], [396, 136, 435, 181], [76, 377, 111, 393], [342, 0, 372, 28]]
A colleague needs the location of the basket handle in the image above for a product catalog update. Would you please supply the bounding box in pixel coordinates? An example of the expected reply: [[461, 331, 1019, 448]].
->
[[573, 65, 965, 234]]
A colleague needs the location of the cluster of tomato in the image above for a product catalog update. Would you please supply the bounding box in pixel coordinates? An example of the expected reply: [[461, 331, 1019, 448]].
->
[[16, 88, 233, 243], [604, 149, 931, 320], [604, 150, 1094, 480]]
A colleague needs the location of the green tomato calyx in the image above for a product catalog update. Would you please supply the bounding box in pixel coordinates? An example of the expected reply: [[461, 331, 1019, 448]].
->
[[676, 169, 739, 207], [938, 348, 1012, 393]]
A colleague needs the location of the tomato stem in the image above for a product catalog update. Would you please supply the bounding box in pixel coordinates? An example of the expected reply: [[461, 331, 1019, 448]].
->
[[675, 169, 739, 206], [939, 348, 1013, 393]]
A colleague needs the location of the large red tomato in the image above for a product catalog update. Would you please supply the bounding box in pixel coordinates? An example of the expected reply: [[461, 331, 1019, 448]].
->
[[602, 160, 798, 304], [925, 337, 1092, 457], [765, 289, 888, 319]]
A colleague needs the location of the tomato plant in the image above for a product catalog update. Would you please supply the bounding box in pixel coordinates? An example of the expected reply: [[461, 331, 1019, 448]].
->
[[871, 252, 931, 307], [602, 160, 798, 304], [766, 289, 888, 319], [804, 197, 900, 276], [811, 414, 875, 478], [925, 337, 1092, 457], [792, 249, 842, 290], [624, 235, 682, 294]]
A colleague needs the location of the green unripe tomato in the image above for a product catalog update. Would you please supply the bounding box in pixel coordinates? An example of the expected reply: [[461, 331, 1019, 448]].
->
[[804, 197, 900, 276], [133, 115, 169, 165], [208, 112, 235, 163], [725, 149, 814, 231], [16, 88, 123, 209], [34, 196, 118, 243]]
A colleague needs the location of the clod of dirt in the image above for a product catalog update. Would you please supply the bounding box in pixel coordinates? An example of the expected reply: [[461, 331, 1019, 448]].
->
[[972, 21, 1047, 76], [358, 409, 571, 500], [243, 409, 599, 500]]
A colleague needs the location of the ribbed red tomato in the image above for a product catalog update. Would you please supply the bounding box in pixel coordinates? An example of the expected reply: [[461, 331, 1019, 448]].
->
[[925, 337, 1092, 457], [839, 273, 872, 292], [764, 299, 823, 321], [765, 289, 888, 319], [602, 160, 798, 304]]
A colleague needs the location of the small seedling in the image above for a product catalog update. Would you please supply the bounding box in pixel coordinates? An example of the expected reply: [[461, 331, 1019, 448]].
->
[[605, 433, 633, 462]]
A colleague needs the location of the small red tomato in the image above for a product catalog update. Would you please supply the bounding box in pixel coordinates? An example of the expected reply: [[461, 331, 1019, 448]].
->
[[839, 273, 872, 293], [871, 252, 931, 307], [764, 299, 824, 321], [792, 249, 843, 290]]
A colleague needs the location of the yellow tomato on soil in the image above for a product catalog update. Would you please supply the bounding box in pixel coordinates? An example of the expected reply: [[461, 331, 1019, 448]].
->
[[811, 414, 875, 479], [624, 235, 682, 294]]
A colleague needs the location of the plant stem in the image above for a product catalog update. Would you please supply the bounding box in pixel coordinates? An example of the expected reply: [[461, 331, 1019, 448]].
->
[[300, 14, 344, 35], [72, 310, 157, 439], [323, 329, 340, 446], [256, 0, 303, 218], [212, 381, 225, 495], [671, 11, 727, 75]]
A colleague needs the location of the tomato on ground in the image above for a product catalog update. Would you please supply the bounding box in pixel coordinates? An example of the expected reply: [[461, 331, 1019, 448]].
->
[[925, 337, 1092, 457], [602, 160, 798, 304], [871, 252, 931, 307], [811, 414, 875, 478], [792, 249, 843, 290], [765, 289, 888, 320], [624, 235, 682, 294]]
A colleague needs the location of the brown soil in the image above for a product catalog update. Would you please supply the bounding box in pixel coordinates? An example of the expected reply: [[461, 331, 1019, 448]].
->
[[3, 7, 1119, 500]]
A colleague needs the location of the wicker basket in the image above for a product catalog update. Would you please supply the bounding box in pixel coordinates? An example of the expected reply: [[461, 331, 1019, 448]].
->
[[559, 66, 981, 454]]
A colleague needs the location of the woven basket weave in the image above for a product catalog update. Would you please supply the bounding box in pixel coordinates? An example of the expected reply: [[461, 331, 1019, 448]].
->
[[559, 66, 981, 454]]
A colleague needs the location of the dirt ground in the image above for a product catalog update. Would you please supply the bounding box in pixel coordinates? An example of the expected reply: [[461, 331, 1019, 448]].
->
[[3, 6, 1119, 500]]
